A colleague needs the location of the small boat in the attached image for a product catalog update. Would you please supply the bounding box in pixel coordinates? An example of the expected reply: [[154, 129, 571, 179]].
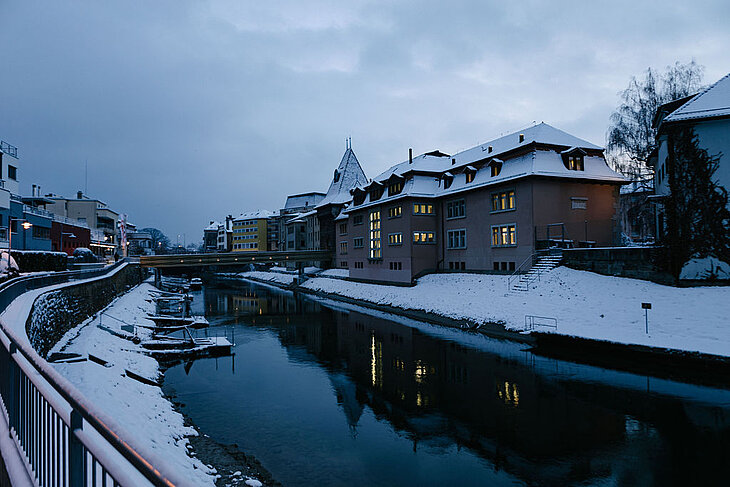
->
[[140, 328, 232, 357], [190, 278, 203, 290], [146, 315, 209, 329]]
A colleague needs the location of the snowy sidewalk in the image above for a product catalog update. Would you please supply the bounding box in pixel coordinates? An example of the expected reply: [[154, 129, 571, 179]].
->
[[296, 267, 730, 357], [48, 283, 218, 486]]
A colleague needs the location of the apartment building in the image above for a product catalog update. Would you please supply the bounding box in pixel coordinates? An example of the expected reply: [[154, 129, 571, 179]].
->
[[232, 210, 274, 251], [45, 191, 119, 257], [339, 123, 626, 283]]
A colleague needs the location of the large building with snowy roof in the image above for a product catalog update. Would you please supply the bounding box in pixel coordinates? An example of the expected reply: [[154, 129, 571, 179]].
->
[[337, 122, 626, 283], [651, 72, 730, 237]]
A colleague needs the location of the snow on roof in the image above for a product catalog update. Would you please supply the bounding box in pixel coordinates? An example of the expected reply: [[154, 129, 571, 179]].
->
[[284, 192, 325, 210], [664, 72, 730, 123], [372, 122, 602, 181], [204, 221, 221, 231], [317, 147, 369, 208], [234, 209, 275, 221], [285, 209, 318, 224], [346, 148, 625, 213]]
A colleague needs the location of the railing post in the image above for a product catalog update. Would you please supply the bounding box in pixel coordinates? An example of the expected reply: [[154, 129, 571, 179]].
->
[[69, 409, 85, 487]]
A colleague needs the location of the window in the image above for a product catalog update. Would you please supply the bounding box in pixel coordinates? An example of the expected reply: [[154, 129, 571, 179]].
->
[[413, 231, 435, 244], [369, 210, 381, 259], [449, 262, 466, 270], [333, 169, 340, 183], [389, 262, 402, 270], [339, 223, 348, 235], [443, 176, 453, 189], [388, 206, 402, 218], [354, 261, 364, 269], [465, 171, 475, 183], [446, 199, 465, 219], [447, 229, 466, 249], [339, 241, 348, 254], [491, 190, 516, 212], [340, 260, 348, 268], [491, 224, 517, 246], [493, 262, 516, 271], [571, 197, 587, 210], [413, 203, 434, 215], [490, 163, 502, 177], [565, 155, 584, 171], [388, 181, 403, 196], [388, 233, 402, 245], [8, 165, 17, 180], [353, 237, 364, 248], [370, 186, 384, 201], [32, 226, 51, 240], [353, 215, 364, 225]]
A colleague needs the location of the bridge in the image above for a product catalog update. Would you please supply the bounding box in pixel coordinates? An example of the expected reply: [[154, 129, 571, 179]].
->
[[140, 250, 334, 269]]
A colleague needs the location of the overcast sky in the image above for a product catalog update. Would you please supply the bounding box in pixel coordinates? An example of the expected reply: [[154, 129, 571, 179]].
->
[[1, 0, 728, 244]]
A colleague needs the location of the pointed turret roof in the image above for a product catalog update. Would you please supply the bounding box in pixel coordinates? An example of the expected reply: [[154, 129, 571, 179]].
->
[[316, 145, 368, 208]]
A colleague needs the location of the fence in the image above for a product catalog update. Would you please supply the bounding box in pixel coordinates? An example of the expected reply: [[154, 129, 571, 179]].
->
[[0, 261, 190, 486], [524, 315, 558, 332]]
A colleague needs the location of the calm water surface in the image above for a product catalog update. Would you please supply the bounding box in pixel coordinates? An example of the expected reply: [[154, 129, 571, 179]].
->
[[163, 282, 730, 487]]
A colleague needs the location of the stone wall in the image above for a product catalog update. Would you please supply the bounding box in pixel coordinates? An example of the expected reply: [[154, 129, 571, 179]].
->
[[562, 247, 674, 284], [26, 264, 145, 357]]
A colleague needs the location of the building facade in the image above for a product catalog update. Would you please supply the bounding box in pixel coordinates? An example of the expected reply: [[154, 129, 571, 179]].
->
[[232, 210, 274, 251], [338, 123, 625, 283]]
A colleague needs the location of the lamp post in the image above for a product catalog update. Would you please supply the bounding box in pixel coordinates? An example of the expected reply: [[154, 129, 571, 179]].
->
[[8, 218, 32, 251]]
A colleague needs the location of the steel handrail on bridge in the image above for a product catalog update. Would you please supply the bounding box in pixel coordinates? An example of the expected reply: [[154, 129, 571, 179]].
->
[[141, 249, 334, 268], [0, 260, 192, 486]]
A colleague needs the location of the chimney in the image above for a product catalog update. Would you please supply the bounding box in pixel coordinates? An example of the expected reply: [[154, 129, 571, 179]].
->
[[451, 158, 456, 165], [32, 184, 36, 197], [519, 134, 525, 143], [488, 146, 493, 153], [77, 191, 83, 199], [409, 148, 413, 164]]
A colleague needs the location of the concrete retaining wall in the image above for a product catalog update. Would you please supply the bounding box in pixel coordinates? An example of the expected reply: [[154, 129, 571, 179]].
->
[[26, 264, 145, 357]]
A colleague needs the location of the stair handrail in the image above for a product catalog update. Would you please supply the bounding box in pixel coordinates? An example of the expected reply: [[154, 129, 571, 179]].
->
[[507, 251, 539, 291]]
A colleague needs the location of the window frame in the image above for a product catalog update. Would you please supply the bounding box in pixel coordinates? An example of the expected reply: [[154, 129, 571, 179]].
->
[[446, 228, 467, 249], [413, 203, 435, 215], [387, 232, 403, 246], [490, 189, 516, 213], [388, 205, 402, 219], [369, 210, 382, 260], [446, 199, 466, 220], [412, 231, 436, 244], [491, 223, 517, 247], [353, 237, 364, 249]]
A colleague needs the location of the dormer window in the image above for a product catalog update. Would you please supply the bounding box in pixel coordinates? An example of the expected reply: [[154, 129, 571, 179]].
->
[[388, 181, 403, 196], [333, 169, 341, 183], [464, 166, 477, 184], [442, 172, 454, 189], [352, 188, 366, 206], [561, 148, 587, 171], [370, 186, 384, 201], [489, 158, 503, 177], [566, 155, 584, 171]]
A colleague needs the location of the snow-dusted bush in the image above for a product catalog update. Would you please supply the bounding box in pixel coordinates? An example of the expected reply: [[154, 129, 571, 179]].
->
[[680, 256, 730, 280], [72, 247, 97, 263], [11, 250, 67, 272]]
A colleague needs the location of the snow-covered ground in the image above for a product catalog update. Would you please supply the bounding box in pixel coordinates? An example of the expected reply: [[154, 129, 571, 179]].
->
[[298, 267, 730, 357], [47, 282, 219, 486], [236, 271, 296, 285], [319, 268, 349, 278]]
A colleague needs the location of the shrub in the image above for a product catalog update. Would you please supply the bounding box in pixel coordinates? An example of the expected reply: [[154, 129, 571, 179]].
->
[[11, 250, 68, 272]]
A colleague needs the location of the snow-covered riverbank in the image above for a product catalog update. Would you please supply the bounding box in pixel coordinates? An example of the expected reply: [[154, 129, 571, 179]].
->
[[260, 267, 730, 357], [40, 282, 267, 487]]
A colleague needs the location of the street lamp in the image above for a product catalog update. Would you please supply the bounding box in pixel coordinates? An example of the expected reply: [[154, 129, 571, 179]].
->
[[7, 218, 32, 251]]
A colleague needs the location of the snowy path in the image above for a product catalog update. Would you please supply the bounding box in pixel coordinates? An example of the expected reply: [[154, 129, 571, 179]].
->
[[298, 267, 730, 357], [47, 283, 218, 486]]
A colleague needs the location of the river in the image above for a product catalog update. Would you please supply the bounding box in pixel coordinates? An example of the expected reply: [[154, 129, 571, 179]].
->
[[163, 280, 730, 486]]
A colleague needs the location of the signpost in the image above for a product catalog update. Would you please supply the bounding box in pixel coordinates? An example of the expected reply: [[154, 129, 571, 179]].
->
[[642, 302, 652, 334]]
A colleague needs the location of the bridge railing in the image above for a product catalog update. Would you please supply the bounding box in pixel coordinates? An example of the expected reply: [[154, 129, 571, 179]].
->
[[0, 260, 191, 486], [141, 249, 334, 268]]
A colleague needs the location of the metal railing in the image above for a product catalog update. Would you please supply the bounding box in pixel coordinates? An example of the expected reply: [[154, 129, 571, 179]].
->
[[23, 205, 53, 219], [507, 252, 540, 291], [0, 141, 18, 159], [524, 315, 558, 331], [0, 261, 191, 486]]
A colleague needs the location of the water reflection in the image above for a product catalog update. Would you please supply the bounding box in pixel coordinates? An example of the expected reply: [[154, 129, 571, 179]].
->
[[165, 282, 730, 487]]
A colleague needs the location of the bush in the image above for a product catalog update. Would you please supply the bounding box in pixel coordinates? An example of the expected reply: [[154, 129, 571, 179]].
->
[[11, 250, 68, 272], [72, 247, 97, 264]]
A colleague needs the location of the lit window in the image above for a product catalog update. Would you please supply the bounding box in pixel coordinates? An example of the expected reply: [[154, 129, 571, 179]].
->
[[388, 233, 402, 245], [491, 190, 516, 211], [465, 172, 475, 183], [491, 224, 517, 246], [413, 203, 434, 215], [369, 210, 381, 259], [490, 162, 502, 177], [388, 181, 403, 196], [565, 155, 584, 171], [413, 231, 435, 244], [388, 206, 402, 218]]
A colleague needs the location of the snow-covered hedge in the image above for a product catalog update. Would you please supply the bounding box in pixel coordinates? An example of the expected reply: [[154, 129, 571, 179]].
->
[[11, 250, 68, 272]]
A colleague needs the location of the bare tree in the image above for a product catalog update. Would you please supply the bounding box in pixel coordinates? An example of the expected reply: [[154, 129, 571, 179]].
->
[[607, 60, 705, 181], [142, 227, 171, 254]]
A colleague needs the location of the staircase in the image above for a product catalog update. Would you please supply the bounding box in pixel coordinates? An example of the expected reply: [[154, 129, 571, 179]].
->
[[509, 253, 562, 292]]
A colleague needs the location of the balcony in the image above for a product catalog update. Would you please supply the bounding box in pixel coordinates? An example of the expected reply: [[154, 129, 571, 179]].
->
[[0, 140, 18, 159], [23, 205, 53, 219]]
